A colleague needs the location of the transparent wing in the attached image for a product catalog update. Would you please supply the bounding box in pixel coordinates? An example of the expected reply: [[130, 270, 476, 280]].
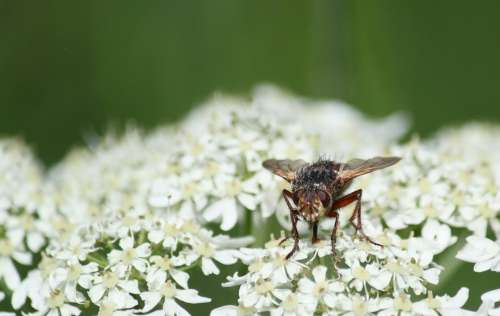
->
[[262, 158, 308, 182], [338, 156, 401, 181]]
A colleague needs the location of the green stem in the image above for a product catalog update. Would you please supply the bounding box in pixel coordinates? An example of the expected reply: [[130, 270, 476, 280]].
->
[[179, 259, 200, 271], [87, 253, 108, 268]]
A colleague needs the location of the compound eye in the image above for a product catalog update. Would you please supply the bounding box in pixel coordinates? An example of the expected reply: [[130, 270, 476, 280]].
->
[[318, 191, 330, 208]]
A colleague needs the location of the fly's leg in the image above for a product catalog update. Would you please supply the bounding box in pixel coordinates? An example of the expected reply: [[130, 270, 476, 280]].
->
[[330, 211, 340, 263], [279, 189, 300, 259], [326, 189, 382, 247], [311, 222, 320, 244]]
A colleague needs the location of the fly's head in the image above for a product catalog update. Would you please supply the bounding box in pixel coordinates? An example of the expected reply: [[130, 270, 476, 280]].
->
[[294, 188, 332, 223]]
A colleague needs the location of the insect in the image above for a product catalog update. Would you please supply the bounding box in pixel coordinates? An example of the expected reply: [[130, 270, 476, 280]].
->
[[263, 156, 401, 259]]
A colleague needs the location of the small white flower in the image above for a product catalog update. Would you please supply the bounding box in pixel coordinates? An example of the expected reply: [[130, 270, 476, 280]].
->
[[298, 265, 344, 310], [412, 288, 471, 316], [239, 278, 284, 309], [148, 219, 183, 249], [338, 295, 391, 316], [477, 288, 500, 316], [88, 266, 140, 309], [141, 271, 210, 316], [31, 287, 82, 316], [147, 255, 190, 289], [378, 293, 415, 316], [52, 260, 98, 303], [0, 229, 32, 290], [108, 236, 151, 272], [96, 298, 134, 316], [203, 174, 259, 231], [456, 235, 500, 272], [189, 240, 239, 276], [210, 303, 258, 316], [340, 262, 391, 292], [409, 219, 457, 256], [271, 290, 314, 316]]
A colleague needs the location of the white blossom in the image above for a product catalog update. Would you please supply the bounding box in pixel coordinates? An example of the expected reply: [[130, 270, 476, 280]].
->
[[456, 235, 500, 272], [141, 271, 210, 316]]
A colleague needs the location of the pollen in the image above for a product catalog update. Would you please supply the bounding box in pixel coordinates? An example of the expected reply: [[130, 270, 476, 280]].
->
[[195, 242, 215, 257], [121, 248, 137, 264], [102, 271, 119, 289], [0, 239, 13, 256], [352, 266, 370, 281], [47, 289, 65, 309], [152, 255, 172, 271], [255, 279, 274, 294], [160, 280, 177, 298]]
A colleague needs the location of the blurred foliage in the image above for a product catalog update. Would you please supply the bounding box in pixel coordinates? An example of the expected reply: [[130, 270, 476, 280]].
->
[[2, 1, 500, 164], [1, 0, 500, 310]]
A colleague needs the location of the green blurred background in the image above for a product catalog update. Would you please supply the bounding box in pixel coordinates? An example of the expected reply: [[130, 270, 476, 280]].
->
[[1, 0, 500, 310]]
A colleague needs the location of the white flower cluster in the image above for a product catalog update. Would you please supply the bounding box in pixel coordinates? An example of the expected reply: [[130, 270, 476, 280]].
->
[[46, 85, 406, 233], [434, 123, 500, 315], [251, 85, 409, 158], [12, 212, 251, 315], [361, 139, 499, 239], [1, 86, 499, 315], [0, 139, 47, 293], [212, 233, 473, 316]]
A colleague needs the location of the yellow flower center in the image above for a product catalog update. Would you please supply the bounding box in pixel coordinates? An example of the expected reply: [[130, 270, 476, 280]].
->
[[385, 261, 404, 274], [418, 178, 431, 193], [0, 239, 13, 257], [181, 220, 199, 233], [20, 214, 34, 230], [352, 297, 367, 316], [67, 263, 82, 281], [182, 183, 198, 199], [226, 179, 242, 197], [204, 161, 220, 177], [479, 204, 494, 219], [388, 186, 401, 200], [195, 242, 215, 257], [102, 271, 119, 289], [273, 254, 287, 268], [167, 163, 181, 176], [282, 293, 299, 312], [47, 289, 65, 309], [163, 223, 179, 236], [408, 263, 423, 277], [191, 142, 204, 156], [98, 301, 115, 316], [121, 248, 136, 264], [394, 293, 412, 311], [313, 281, 328, 297], [426, 292, 441, 309], [451, 190, 464, 205], [122, 216, 136, 227], [40, 254, 58, 278], [160, 280, 177, 298], [240, 141, 252, 151], [352, 266, 370, 281], [248, 259, 264, 273], [152, 256, 172, 271], [423, 205, 438, 218], [255, 280, 274, 295]]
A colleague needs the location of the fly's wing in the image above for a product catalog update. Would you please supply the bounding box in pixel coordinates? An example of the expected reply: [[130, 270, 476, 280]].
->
[[262, 158, 308, 182], [338, 156, 401, 181]]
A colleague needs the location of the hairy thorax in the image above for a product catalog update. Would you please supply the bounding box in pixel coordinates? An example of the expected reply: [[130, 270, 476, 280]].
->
[[292, 160, 341, 193]]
